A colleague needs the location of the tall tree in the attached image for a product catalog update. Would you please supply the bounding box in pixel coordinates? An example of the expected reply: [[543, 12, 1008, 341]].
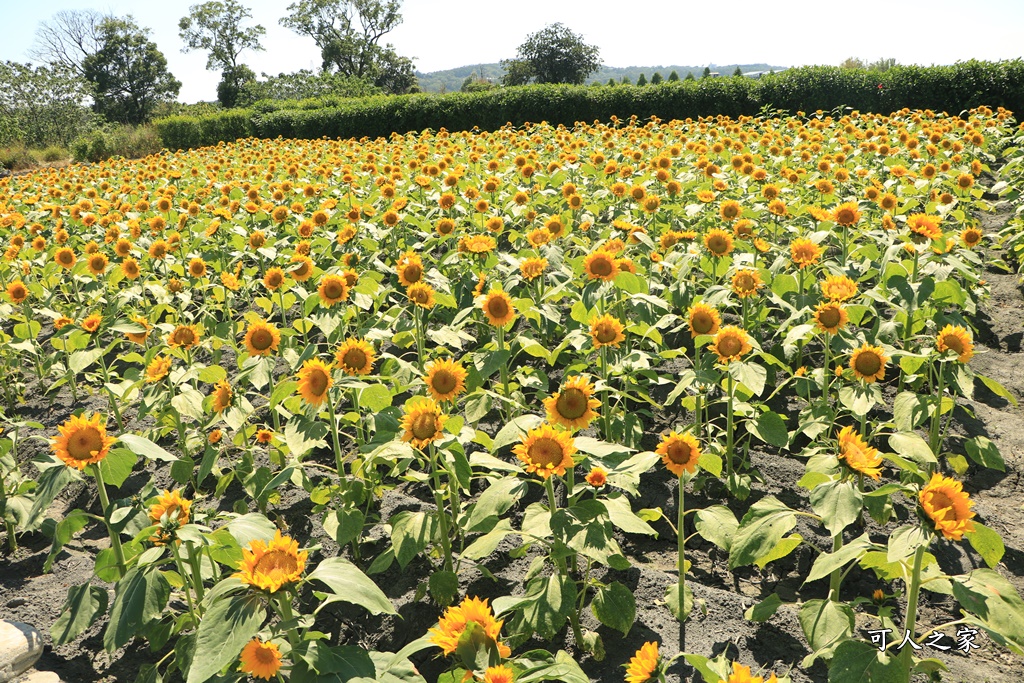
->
[[29, 9, 111, 78], [179, 0, 265, 106], [500, 23, 601, 86], [82, 17, 181, 124], [280, 0, 416, 94]]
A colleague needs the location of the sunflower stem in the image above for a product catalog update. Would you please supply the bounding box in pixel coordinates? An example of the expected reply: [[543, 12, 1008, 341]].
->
[[901, 543, 927, 673], [599, 346, 611, 441], [429, 445, 454, 573], [822, 332, 831, 405], [929, 361, 946, 458], [350, 387, 363, 448], [170, 541, 199, 624], [726, 371, 735, 478], [545, 476, 585, 647], [677, 473, 686, 622], [414, 306, 426, 374], [693, 343, 702, 438], [327, 395, 345, 478], [185, 541, 205, 603], [275, 594, 302, 652], [497, 325, 510, 420], [91, 464, 127, 578], [828, 532, 843, 602], [278, 288, 288, 330]]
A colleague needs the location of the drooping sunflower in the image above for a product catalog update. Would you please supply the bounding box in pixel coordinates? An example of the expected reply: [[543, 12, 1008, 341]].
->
[[51, 413, 116, 470], [656, 431, 701, 477], [837, 425, 882, 481], [335, 338, 375, 376], [704, 229, 734, 257], [513, 423, 576, 479], [919, 473, 976, 541], [624, 641, 661, 683], [481, 289, 515, 327], [234, 530, 307, 593], [687, 303, 721, 338], [709, 325, 752, 363], [244, 319, 281, 357], [167, 324, 200, 350], [832, 202, 862, 227], [520, 257, 548, 281], [583, 250, 618, 281], [850, 343, 889, 383], [148, 489, 191, 526], [790, 237, 822, 269], [6, 280, 28, 304], [428, 596, 511, 658], [424, 357, 468, 402], [820, 274, 857, 302], [907, 213, 942, 241], [936, 324, 974, 363], [407, 282, 437, 310], [238, 638, 282, 680], [590, 313, 626, 349], [317, 274, 349, 307], [814, 302, 849, 335], [544, 376, 600, 430], [731, 269, 762, 298], [146, 355, 172, 383], [296, 359, 333, 406], [211, 380, 233, 412], [401, 397, 448, 449]]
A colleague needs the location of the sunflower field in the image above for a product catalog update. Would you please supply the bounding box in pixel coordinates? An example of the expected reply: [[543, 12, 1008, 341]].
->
[[2, 105, 1024, 683]]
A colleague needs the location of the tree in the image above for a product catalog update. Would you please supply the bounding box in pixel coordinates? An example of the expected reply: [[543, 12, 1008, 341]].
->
[[839, 57, 866, 69], [702, 67, 712, 79], [650, 72, 663, 85], [179, 0, 265, 105], [236, 69, 379, 106], [607, 78, 616, 86], [684, 72, 696, 81], [280, 0, 417, 94], [667, 70, 679, 82], [82, 17, 181, 124], [0, 61, 95, 146], [733, 66, 743, 77], [636, 73, 647, 86], [867, 57, 897, 72], [217, 64, 256, 108], [29, 9, 111, 78], [500, 23, 601, 86]]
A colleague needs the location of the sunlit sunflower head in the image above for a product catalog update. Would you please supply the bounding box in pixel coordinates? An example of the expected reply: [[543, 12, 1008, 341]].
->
[[960, 226, 983, 249], [709, 325, 752, 363], [167, 324, 200, 349], [288, 254, 314, 281], [850, 343, 888, 383], [244, 319, 281, 357], [55, 247, 76, 269], [428, 596, 511, 659], [586, 466, 608, 488], [837, 425, 882, 481], [238, 638, 282, 680], [590, 313, 626, 349], [188, 258, 207, 278], [481, 289, 515, 327], [211, 379, 233, 412], [832, 202, 862, 227], [820, 274, 857, 302], [87, 252, 108, 276], [721, 661, 765, 683], [482, 664, 514, 683], [407, 282, 437, 310], [719, 199, 742, 222], [544, 376, 600, 430], [262, 267, 285, 291], [936, 324, 974, 363], [624, 641, 661, 683], [704, 229, 734, 257], [424, 357, 468, 402], [335, 338, 375, 376], [814, 301, 849, 335], [51, 413, 116, 470], [687, 303, 721, 338], [790, 237, 823, 269], [121, 257, 141, 280], [396, 252, 423, 286], [583, 250, 618, 281], [513, 423, 576, 479], [318, 274, 349, 307], [919, 473, 976, 541], [731, 269, 762, 298], [6, 280, 28, 304], [234, 530, 307, 593], [296, 359, 333, 406], [81, 313, 102, 334], [907, 213, 942, 242], [520, 257, 548, 281], [656, 431, 701, 477], [148, 489, 191, 527], [146, 355, 172, 383], [401, 397, 448, 449]]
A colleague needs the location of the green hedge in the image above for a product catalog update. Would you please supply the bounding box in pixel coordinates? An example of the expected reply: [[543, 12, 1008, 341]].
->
[[155, 61, 1024, 150]]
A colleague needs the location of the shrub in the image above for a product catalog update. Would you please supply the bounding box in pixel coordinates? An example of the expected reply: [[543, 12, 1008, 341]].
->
[[0, 143, 36, 171], [71, 124, 163, 162]]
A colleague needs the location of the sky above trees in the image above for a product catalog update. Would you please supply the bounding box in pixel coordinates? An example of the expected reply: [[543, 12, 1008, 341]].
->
[[4, 0, 1024, 103]]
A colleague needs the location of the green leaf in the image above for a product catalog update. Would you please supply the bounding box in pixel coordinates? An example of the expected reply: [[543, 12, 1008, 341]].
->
[[197, 365, 227, 384], [491, 414, 543, 452], [806, 534, 877, 584], [323, 508, 365, 549], [964, 435, 1005, 471], [591, 581, 635, 635], [730, 360, 766, 397], [294, 643, 376, 681], [755, 534, 803, 569], [172, 387, 206, 419], [104, 566, 171, 652], [463, 478, 526, 532], [728, 496, 797, 569], [888, 432, 936, 466], [283, 418, 329, 460], [892, 391, 930, 431], [952, 569, 1024, 654], [51, 583, 108, 645], [119, 434, 177, 462], [186, 594, 266, 683], [887, 524, 932, 563], [684, 653, 732, 683], [827, 639, 904, 683], [603, 494, 657, 537], [664, 580, 692, 621], [428, 570, 459, 607], [695, 505, 738, 552], [69, 348, 103, 373], [517, 650, 590, 683], [307, 557, 396, 615], [389, 510, 438, 569], [745, 593, 783, 622], [462, 519, 513, 561], [965, 523, 1005, 569], [224, 513, 277, 547], [99, 449, 137, 488], [522, 574, 575, 640], [749, 411, 789, 447], [799, 598, 855, 656], [810, 480, 863, 536], [360, 384, 393, 413], [977, 373, 1018, 406], [45, 510, 90, 572]]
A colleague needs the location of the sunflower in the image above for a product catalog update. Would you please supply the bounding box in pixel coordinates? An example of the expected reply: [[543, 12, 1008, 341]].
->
[[850, 343, 888, 383], [731, 269, 762, 298], [463, 234, 496, 254], [481, 289, 515, 327], [148, 240, 169, 260], [121, 258, 141, 280], [318, 274, 349, 307], [520, 257, 547, 281], [936, 324, 974, 363], [907, 213, 942, 241], [687, 303, 721, 338], [544, 376, 600, 430], [234, 530, 307, 593], [168, 324, 200, 349], [814, 302, 849, 335], [335, 338, 375, 376], [51, 413, 116, 470], [256, 429, 274, 444], [704, 229, 734, 257], [624, 641, 660, 683], [397, 253, 423, 286], [149, 489, 191, 526], [656, 431, 701, 476], [721, 661, 764, 683], [820, 274, 857, 302], [590, 313, 626, 349], [719, 199, 742, 222], [239, 638, 282, 680], [87, 252, 108, 276], [81, 313, 102, 333], [406, 282, 435, 310], [146, 355, 172, 383], [55, 247, 76, 269], [54, 316, 74, 330], [483, 665, 514, 683], [513, 423, 576, 479], [263, 267, 285, 291], [837, 425, 882, 480], [832, 202, 862, 227], [583, 250, 618, 281], [296, 359, 333, 406], [790, 237, 822, 269], [428, 596, 511, 658], [709, 325, 752, 363], [211, 380, 233, 412], [6, 280, 28, 304], [288, 254, 314, 281], [401, 397, 448, 449], [919, 473, 976, 541], [586, 466, 608, 488], [188, 258, 207, 278], [960, 226, 983, 248], [244, 320, 280, 357], [424, 358, 468, 402]]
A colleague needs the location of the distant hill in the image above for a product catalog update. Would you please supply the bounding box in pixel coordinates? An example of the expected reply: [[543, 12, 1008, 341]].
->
[[415, 63, 790, 93]]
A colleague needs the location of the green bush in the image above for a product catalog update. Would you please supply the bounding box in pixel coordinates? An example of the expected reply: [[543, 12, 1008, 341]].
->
[[71, 124, 163, 162], [154, 60, 1024, 151], [37, 145, 70, 162], [0, 143, 36, 171]]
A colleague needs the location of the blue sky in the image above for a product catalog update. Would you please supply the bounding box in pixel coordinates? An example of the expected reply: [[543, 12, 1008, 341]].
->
[[3, 0, 1023, 103]]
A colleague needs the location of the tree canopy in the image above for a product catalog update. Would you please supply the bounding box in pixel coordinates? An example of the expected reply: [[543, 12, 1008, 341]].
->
[[501, 23, 601, 86], [29, 9, 110, 78], [179, 0, 266, 72]]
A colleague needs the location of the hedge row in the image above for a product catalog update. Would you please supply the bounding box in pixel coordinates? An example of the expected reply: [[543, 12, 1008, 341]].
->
[[155, 61, 1024, 150]]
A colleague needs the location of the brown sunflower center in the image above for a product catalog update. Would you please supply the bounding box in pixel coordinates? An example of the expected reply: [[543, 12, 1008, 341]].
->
[[964, 230, 981, 246], [323, 281, 344, 300], [590, 257, 613, 277], [402, 264, 422, 283], [292, 261, 309, 277], [254, 549, 298, 576], [717, 335, 742, 358], [430, 369, 457, 395], [487, 297, 509, 319], [411, 412, 438, 440], [666, 439, 694, 466], [68, 426, 103, 460], [174, 328, 196, 345], [941, 334, 964, 355], [266, 273, 283, 287], [855, 352, 881, 376], [528, 437, 564, 467], [90, 256, 105, 269], [555, 388, 588, 420], [251, 329, 274, 351], [691, 312, 714, 335], [306, 369, 329, 395], [819, 307, 841, 328], [343, 348, 367, 370], [254, 646, 277, 665], [707, 235, 728, 255], [595, 323, 618, 343], [735, 274, 755, 292], [59, 251, 74, 265]]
